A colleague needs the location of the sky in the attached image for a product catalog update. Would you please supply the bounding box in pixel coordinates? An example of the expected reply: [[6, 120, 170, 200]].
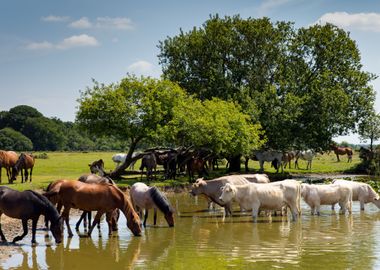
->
[[1, 0, 380, 144]]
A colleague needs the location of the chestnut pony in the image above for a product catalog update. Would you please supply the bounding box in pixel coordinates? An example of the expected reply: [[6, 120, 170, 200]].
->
[[45, 180, 141, 237], [11, 153, 35, 183], [330, 145, 353, 162], [0, 150, 18, 183]]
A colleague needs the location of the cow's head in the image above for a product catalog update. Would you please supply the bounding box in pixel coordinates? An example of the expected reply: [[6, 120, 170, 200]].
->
[[219, 183, 235, 203], [189, 178, 206, 196]]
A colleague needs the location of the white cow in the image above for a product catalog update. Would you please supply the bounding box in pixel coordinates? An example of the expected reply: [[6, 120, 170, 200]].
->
[[301, 183, 352, 215], [231, 174, 270, 184], [295, 150, 316, 170], [219, 182, 300, 222], [332, 179, 380, 210], [252, 150, 283, 173]]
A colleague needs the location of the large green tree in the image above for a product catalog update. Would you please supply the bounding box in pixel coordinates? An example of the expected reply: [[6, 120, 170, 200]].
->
[[358, 112, 380, 151], [158, 15, 376, 150], [77, 75, 189, 177]]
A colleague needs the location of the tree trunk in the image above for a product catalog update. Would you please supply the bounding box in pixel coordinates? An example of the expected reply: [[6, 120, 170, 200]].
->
[[109, 138, 142, 178], [228, 155, 242, 173]]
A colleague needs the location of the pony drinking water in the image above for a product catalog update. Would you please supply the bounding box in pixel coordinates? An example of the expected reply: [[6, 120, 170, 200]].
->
[[0, 186, 63, 244], [130, 182, 174, 227], [45, 180, 141, 237]]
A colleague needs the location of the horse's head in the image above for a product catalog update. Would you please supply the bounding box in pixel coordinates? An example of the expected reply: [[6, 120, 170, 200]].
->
[[164, 208, 175, 227], [50, 216, 64, 244], [127, 210, 142, 236]]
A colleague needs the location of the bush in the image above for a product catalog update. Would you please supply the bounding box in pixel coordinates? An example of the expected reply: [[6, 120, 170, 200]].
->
[[0, 127, 33, 151]]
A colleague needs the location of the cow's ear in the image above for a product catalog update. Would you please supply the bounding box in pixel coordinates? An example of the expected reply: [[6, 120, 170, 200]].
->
[[199, 180, 206, 186]]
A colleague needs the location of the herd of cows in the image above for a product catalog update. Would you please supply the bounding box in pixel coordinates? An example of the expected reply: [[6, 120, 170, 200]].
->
[[189, 174, 380, 222]]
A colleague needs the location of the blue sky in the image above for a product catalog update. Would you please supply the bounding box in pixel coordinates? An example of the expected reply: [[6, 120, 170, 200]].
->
[[1, 0, 380, 144]]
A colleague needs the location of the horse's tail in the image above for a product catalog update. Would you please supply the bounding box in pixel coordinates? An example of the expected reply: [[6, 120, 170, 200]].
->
[[149, 187, 173, 215]]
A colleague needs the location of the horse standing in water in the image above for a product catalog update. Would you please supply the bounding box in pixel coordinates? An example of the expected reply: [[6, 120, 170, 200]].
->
[[45, 180, 141, 237], [330, 145, 353, 162], [11, 153, 35, 183], [130, 182, 174, 227], [0, 150, 18, 183], [0, 186, 63, 244]]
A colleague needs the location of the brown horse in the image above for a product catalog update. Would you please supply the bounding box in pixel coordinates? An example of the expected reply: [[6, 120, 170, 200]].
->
[[0, 186, 63, 244], [44, 179, 119, 233], [44, 180, 141, 237], [0, 150, 18, 183], [11, 153, 35, 183], [330, 145, 353, 162]]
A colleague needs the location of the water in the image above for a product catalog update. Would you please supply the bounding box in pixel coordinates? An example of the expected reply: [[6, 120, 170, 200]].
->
[[2, 193, 380, 269]]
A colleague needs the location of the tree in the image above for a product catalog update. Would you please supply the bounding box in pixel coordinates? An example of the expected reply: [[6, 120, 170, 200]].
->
[[0, 105, 43, 131], [358, 112, 380, 151], [158, 15, 376, 150], [165, 97, 265, 171], [0, 128, 33, 151], [22, 117, 66, 151], [76, 75, 189, 177]]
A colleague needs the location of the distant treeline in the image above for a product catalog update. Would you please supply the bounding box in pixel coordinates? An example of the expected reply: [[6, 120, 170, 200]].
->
[[0, 105, 130, 151]]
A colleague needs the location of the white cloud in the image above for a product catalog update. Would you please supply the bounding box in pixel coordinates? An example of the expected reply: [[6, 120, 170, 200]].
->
[[127, 60, 161, 77], [316, 12, 380, 32], [257, 0, 293, 15], [96, 17, 134, 30], [41, 15, 70, 22], [69, 17, 92, 29], [56, 34, 99, 49], [26, 34, 99, 50], [26, 41, 54, 50]]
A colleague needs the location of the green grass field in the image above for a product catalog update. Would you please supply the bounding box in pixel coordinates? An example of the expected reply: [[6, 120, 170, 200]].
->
[[0, 151, 363, 191]]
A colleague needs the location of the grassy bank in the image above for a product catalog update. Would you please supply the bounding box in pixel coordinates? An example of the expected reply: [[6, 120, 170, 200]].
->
[[0, 151, 363, 191]]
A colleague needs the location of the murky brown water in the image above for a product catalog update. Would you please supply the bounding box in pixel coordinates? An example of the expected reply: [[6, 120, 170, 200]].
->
[[2, 192, 380, 269]]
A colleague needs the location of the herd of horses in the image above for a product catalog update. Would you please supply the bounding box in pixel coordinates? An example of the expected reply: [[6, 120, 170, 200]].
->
[[0, 151, 35, 184], [0, 143, 357, 246]]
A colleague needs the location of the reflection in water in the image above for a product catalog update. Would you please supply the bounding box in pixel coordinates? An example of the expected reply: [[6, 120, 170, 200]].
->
[[2, 193, 380, 269]]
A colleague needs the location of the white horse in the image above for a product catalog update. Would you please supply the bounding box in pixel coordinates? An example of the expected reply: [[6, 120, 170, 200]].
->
[[112, 152, 140, 170], [295, 150, 316, 170], [252, 150, 283, 173]]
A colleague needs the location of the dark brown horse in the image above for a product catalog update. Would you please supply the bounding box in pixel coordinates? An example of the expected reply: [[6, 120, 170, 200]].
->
[[140, 153, 157, 181], [330, 145, 353, 162], [0, 150, 18, 183], [11, 153, 35, 183], [187, 156, 208, 181], [45, 180, 141, 237], [0, 186, 63, 244]]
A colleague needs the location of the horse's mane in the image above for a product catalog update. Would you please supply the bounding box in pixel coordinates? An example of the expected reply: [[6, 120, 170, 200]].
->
[[26, 190, 60, 220], [149, 187, 173, 215]]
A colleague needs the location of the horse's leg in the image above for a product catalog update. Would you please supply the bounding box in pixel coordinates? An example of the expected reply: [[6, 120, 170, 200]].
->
[[105, 211, 113, 235], [143, 209, 148, 227], [31, 217, 38, 244], [88, 211, 104, 236], [0, 213, 6, 242], [12, 219, 28, 243], [76, 211, 87, 231], [336, 153, 340, 162], [25, 169, 28, 182], [62, 207, 73, 238], [30, 168, 33, 182], [153, 208, 157, 226]]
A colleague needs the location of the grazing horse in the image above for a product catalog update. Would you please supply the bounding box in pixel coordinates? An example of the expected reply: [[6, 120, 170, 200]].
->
[[130, 182, 174, 227], [252, 150, 283, 173], [330, 145, 353, 162], [0, 150, 18, 183], [295, 150, 316, 170], [140, 153, 157, 181], [0, 186, 63, 244], [44, 180, 141, 237], [11, 153, 35, 183]]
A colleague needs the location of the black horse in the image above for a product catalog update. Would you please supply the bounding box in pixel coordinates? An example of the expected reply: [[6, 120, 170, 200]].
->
[[0, 186, 63, 244]]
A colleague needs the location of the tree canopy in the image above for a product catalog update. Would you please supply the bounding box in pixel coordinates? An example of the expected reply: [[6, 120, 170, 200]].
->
[[158, 15, 376, 150]]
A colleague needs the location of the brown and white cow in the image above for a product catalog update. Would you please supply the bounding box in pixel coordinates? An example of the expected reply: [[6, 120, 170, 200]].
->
[[219, 181, 300, 222], [190, 175, 254, 215], [301, 183, 352, 215], [332, 179, 380, 210]]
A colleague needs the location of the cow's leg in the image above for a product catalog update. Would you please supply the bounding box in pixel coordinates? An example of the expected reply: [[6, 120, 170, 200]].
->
[[0, 213, 7, 242], [252, 206, 259, 222], [338, 201, 346, 214], [360, 200, 365, 211], [316, 204, 321, 216]]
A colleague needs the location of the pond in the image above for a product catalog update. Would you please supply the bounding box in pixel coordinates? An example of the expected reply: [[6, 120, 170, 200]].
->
[[2, 191, 380, 269]]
